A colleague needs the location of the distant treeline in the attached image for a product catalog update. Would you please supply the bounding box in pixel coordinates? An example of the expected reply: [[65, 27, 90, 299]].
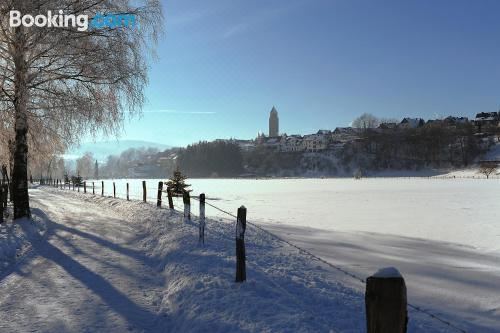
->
[[177, 141, 243, 177], [343, 123, 491, 172]]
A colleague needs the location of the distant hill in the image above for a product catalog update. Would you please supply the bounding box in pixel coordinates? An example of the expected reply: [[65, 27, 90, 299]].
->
[[64, 140, 171, 161]]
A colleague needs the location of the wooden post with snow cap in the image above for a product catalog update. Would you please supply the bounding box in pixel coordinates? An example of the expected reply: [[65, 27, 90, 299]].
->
[[126, 183, 130, 201], [113, 182, 116, 198], [83, 181, 86, 194], [167, 187, 174, 209], [101, 181, 104, 197], [157, 181, 163, 207], [199, 193, 206, 244], [142, 181, 147, 202], [235, 206, 247, 283], [365, 267, 407, 333], [183, 191, 191, 222]]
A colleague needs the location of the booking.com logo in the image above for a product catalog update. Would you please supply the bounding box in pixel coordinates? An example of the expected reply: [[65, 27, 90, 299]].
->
[[9, 10, 137, 32]]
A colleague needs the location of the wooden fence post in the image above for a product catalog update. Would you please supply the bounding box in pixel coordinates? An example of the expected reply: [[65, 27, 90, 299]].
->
[[3, 185, 7, 209], [183, 191, 191, 223], [101, 181, 104, 196], [199, 193, 205, 244], [0, 185, 4, 224], [142, 180, 147, 202], [235, 206, 247, 282], [72, 181, 75, 191], [113, 182, 116, 198], [92, 182, 95, 195], [77, 182, 80, 192], [126, 183, 130, 201], [365, 267, 407, 333], [167, 187, 174, 209], [83, 181, 86, 194], [157, 181, 163, 207]]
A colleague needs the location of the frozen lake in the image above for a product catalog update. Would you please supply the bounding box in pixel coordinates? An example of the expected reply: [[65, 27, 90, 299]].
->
[[94, 177, 500, 253]]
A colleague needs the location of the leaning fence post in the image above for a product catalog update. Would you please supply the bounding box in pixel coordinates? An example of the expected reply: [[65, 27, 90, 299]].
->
[[167, 187, 174, 209], [199, 193, 205, 244], [157, 181, 163, 207], [142, 180, 147, 202], [365, 267, 407, 333], [126, 183, 130, 201], [183, 191, 191, 222], [0, 186, 4, 224], [101, 181, 104, 197], [83, 181, 86, 194], [235, 206, 247, 282], [113, 182, 116, 198]]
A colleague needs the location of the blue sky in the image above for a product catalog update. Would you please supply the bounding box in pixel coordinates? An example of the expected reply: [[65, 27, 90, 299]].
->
[[115, 0, 500, 147]]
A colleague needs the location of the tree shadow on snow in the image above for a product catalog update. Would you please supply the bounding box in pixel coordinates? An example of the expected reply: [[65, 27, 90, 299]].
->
[[15, 208, 165, 332]]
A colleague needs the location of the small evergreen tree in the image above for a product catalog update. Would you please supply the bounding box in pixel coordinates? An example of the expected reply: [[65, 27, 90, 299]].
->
[[166, 168, 191, 195], [71, 173, 83, 186]]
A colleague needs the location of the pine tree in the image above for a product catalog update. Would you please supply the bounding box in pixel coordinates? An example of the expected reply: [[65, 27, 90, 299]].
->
[[166, 168, 191, 195]]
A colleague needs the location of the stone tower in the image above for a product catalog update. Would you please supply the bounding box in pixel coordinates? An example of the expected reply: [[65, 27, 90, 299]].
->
[[269, 106, 279, 137]]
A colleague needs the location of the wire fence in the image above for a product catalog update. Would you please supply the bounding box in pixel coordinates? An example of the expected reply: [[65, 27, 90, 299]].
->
[[44, 178, 469, 332]]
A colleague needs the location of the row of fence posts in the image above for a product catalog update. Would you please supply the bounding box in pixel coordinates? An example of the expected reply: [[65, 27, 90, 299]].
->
[[49, 179, 409, 332]]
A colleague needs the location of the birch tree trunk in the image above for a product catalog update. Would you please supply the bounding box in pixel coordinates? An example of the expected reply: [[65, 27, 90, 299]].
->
[[12, 26, 30, 218]]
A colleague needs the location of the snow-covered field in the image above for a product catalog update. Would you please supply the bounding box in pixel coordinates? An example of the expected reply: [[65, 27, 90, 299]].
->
[[80, 177, 500, 332], [0, 186, 478, 332], [97, 177, 500, 253], [3, 178, 497, 331]]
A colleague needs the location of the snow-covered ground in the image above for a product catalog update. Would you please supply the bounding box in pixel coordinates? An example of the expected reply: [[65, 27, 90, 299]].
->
[[0, 186, 478, 332], [99, 177, 500, 252], [80, 177, 500, 331], [0, 204, 46, 273]]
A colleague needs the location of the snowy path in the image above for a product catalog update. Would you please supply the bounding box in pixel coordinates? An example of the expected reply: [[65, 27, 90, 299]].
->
[[0, 189, 165, 332]]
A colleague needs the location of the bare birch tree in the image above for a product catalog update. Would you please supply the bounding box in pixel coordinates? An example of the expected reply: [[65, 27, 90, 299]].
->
[[0, 0, 162, 218]]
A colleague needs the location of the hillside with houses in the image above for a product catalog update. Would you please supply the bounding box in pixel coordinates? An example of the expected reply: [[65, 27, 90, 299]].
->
[[74, 108, 498, 179], [41, 108, 500, 180]]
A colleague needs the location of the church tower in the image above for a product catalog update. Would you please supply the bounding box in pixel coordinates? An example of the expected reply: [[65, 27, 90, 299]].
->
[[269, 106, 279, 137]]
